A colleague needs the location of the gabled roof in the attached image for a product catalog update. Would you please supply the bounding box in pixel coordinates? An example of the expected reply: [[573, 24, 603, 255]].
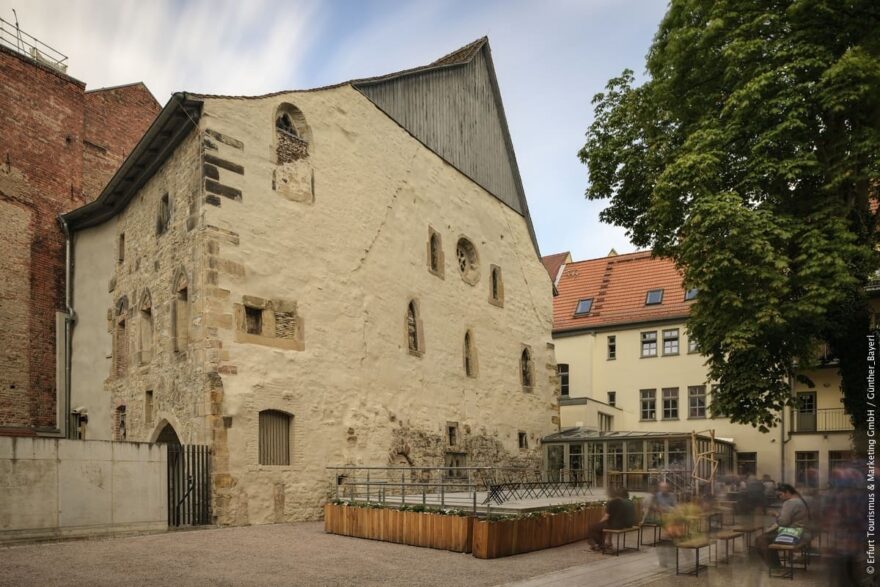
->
[[553, 250, 692, 333], [63, 38, 539, 256], [541, 251, 570, 284]]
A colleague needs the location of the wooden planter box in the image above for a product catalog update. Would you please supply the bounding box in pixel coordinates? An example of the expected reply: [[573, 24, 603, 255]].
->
[[472, 502, 642, 559], [324, 504, 474, 553]]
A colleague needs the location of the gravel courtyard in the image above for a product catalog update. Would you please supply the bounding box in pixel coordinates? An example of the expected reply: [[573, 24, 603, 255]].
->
[[0, 521, 619, 587]]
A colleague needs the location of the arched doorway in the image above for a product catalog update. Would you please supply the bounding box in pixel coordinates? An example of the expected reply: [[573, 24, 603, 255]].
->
[[152, 420, 181, 444]]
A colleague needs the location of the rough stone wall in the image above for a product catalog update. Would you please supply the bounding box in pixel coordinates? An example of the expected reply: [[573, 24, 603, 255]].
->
[[0, 45, 158, 434], [199, 87, 559, 525], [82, 84, 161, 200], [98, 130, 216, 446]]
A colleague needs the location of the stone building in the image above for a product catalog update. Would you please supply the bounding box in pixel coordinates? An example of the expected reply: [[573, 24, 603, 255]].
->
[[544, 249, 860, 490], [62, 38, 559, 524], [0, 27, 159, 436]]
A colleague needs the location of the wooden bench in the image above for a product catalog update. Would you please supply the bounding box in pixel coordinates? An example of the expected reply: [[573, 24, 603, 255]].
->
[[712, 529, 743, 564], [768, 542, 809, 580], [602, 527, 640, 556], [730, 523, 763, 552], [639, 522, 662, 546], [675, 538, 718, 577], [675, 537, 714, 577]]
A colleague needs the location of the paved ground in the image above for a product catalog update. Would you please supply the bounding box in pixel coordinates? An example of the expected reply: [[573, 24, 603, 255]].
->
[[0, 522, 851, 586]]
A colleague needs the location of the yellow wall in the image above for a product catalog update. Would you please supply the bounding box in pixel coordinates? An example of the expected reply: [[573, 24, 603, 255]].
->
[[554, 318, 853, 488]]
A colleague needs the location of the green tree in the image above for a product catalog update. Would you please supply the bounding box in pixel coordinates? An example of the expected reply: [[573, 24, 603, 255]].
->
[[580, 0, 880, 432]]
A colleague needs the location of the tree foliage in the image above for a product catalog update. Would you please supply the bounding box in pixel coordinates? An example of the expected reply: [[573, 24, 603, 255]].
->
[[580, 0, 880, 431]]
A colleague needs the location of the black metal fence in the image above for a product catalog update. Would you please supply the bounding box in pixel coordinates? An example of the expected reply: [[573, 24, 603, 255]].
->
[[167, 444, 211, 526]]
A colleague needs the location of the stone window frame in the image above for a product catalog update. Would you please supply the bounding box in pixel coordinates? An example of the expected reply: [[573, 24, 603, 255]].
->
[[258, 409, 293, 466], [488, 265, 504, 307], [447, 421, 459, 447], [404, 299, 425, 357], [113, 296, 129, 378], [171, 268, 190, 355], [156, 193, 171, 235], [137, 289, 154, 365], [273, 102, 312, 165], [234, 295, 305, 351], [518, 431, 529, 450], [520, 345, 534, 390], [117, 232, 125, 265], [463, 329, 478, 378], [144, 390, 154, 426], [426, 227, 444, 279], [455, 236, 480, 286]]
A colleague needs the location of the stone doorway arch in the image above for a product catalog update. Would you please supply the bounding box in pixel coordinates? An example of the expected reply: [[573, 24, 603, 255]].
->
[[152, 420, 181, 445]]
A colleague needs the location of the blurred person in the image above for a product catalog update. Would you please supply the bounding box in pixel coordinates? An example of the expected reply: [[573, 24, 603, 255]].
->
[[586, 486, 635, 552], [755, 483, 811, 569]]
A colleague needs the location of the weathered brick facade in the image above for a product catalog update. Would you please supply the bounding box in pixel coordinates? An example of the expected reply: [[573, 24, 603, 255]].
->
[[0, 44, 159, 434]]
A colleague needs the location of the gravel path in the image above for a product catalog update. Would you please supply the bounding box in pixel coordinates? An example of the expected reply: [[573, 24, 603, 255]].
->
[[0, 522, 613, 587]]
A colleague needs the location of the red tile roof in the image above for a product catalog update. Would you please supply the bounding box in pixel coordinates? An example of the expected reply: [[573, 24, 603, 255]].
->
[[553, 250, 692, 332], [541, 251, 570, 283]]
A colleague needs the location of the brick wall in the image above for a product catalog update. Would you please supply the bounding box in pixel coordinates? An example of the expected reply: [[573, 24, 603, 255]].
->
[[0, 45, 159, 433]]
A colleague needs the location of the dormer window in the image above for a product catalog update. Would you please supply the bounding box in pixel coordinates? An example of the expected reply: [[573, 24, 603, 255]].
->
[[685, 288, 698, 301], [574, 298, 593, 315], [645, 289, 664, 305]]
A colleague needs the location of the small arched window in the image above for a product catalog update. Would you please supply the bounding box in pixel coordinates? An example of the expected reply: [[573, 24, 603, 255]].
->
[[114, 296, 129, 377], [520, 347, 533, 388], [275, 103, 311, 164], [406, 300, 423, 356], [139, 290, 153, 364], [276, 113, 298, 137], [464, 330, 477, 378], [427, 229, 445, 278], [157, 193, 171, 235], [489, 265, 504, 307]]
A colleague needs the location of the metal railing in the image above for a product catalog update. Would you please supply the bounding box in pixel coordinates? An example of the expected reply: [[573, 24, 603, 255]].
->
[[792, 408, 853, 433], [327, 466, 598, 513], [0, 16, 68, 72]]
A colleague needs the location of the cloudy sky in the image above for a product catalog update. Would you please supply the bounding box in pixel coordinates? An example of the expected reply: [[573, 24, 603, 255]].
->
[[1, 0, 668, 260]]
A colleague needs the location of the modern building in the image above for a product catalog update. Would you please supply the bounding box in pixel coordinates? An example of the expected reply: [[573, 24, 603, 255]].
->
[[544, 249, 855, 491], [61, 38, 560, 524], [0, 19, 159, 437]]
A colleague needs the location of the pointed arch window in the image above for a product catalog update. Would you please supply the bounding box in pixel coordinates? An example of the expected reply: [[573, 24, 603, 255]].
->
[[114, 296, 129, 377], [520, 347, 533, 389], [139, 290, 153, 364], [406, 300, 424, 356], [464, 330, 478, 378], [489, 265, 504, 307], [427, 227, 444, 278]]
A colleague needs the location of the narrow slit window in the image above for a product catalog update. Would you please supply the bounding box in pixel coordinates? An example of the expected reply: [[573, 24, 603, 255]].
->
[[557, 363, 569, 396], [521, 348, 533, 388], [463, 330, 477, 377]]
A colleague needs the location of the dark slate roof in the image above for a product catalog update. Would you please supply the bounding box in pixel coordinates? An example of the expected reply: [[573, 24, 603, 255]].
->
[[62, 92, 202, 230]]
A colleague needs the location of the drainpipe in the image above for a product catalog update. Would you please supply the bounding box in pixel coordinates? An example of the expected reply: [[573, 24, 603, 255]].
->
[[780, 369, 796, 484], [57, 214, 74, 439]]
